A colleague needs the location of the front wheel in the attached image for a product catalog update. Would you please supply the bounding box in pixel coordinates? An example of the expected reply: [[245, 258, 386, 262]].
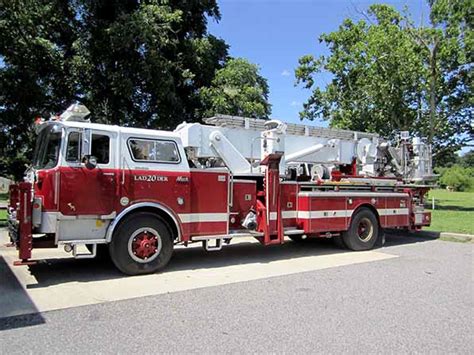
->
[[342, 208, 379, 251], [109, 212, 174, 275]]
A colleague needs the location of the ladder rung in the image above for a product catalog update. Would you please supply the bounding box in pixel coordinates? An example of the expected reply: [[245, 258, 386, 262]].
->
[[204, 114, 378, 140]]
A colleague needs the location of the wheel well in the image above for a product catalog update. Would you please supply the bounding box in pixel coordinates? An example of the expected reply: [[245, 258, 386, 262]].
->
[[115, 207, 180, 241], [352, 204, 381, 227]]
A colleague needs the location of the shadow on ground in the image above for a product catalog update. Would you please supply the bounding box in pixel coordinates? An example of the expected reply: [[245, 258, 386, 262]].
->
[[23, 231, 437, 289], [384, 230, 440, 246], [0, 256, 45, 331]]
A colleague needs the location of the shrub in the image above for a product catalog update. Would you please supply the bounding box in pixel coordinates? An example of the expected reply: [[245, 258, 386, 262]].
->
[[438, 165, 474, 191]]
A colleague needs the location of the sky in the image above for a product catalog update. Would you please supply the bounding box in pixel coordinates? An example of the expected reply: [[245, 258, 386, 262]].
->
[[207, 0, 431, 126]]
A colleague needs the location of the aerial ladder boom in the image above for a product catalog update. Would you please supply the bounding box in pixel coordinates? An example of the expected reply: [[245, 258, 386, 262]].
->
[[174, 114, 435, 183]]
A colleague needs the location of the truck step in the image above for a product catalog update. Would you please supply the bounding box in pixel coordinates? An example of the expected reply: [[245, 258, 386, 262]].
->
[[284, 228, 305, 235]]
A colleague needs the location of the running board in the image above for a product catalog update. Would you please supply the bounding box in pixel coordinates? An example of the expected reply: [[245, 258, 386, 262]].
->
[[191, 229, 304, 242], [191, 231, 264, 241], [284, 228, 305, 235]]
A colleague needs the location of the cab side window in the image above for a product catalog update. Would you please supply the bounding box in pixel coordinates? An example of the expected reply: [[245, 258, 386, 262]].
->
[[66, 132, 81, 162], [128, 139, 180, 163], [91, 134, 110, 165]]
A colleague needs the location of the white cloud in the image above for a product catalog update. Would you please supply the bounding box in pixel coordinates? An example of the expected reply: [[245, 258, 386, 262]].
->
[[290, 101, 300, 107], [281, 69, 290, 77]]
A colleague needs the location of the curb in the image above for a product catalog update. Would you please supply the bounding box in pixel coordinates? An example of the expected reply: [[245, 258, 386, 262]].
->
[[387, 229, 474, 243], [415, 230, 473, 243], [438, 232, 473, 243]]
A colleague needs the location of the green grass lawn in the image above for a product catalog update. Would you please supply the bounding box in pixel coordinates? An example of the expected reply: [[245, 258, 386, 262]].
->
[[425, 189, 474, 235], [0, 192, 7, 227], [0, 209, 6, 227]]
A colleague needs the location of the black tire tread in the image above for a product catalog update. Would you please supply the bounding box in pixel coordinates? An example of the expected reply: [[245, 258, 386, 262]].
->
[[342, 207, 379, 251], [109, 212, 174, 275]]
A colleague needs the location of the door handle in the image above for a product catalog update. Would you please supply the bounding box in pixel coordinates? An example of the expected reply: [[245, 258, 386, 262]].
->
[[103, 172, 115, 176]]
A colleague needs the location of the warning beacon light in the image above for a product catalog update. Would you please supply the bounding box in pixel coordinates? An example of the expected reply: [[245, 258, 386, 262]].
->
[[59, 103, 91, 122]]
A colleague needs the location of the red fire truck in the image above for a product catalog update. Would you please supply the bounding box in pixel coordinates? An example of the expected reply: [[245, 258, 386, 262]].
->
[[8, 104, 434, 275]]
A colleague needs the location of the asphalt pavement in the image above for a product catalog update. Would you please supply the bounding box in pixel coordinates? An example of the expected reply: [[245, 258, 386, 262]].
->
[[0, 231, 472, 353]]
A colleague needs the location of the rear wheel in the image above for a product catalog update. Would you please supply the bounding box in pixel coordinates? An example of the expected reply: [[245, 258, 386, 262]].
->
[[109, 212, 174, 275], [342, 208, 379, 251]]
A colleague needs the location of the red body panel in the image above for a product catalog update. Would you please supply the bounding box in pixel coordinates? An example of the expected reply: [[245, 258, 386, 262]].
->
[[280, 183, 298, 227], [311, 197, 347, 232], [230, 180, 257, 230], [188, 170, 229, 236], [59, 167, 116, 215], [35, 168, 59, 211], [384, 197, 409, 227], [295, 192, 412, 235]]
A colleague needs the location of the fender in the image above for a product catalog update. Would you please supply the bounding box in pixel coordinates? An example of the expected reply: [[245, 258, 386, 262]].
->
[[105, 202, 182, 243]]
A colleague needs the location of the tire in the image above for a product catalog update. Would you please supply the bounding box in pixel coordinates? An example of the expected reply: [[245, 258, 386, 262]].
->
[[109, 212, 174, 275], [86, 244, 110, 261], [342, 208, 379, 251]]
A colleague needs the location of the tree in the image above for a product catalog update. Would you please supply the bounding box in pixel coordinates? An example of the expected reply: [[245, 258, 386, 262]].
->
[[460, 150, 474, 167], [295, 2, 473, 162], [406, 0, 473, 154], [0, 0, 79, 179], [198, 57, 271, 119], [73, 0, 228, 128], [0, 0, 228, 179]]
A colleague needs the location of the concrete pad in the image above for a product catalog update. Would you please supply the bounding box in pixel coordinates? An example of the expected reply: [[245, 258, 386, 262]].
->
[[0, 231, 397, 318]]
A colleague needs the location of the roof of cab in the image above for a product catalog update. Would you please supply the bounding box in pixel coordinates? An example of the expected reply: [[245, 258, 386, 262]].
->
[[38, 119, 181, 139]]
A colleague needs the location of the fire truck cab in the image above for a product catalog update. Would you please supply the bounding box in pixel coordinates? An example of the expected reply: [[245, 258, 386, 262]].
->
[[8, 104, 433, 275]]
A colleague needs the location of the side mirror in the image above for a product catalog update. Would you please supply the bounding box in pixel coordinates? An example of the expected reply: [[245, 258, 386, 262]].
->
[[82, 155, 98, 169]]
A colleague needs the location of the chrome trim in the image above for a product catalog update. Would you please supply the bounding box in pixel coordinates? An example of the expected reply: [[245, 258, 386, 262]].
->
[[298, 192, 409, 198], [54, 170, 60, 207], [105, 202, 182, 243], [58, 239, 108, 245], [56, 211, 116, 220]]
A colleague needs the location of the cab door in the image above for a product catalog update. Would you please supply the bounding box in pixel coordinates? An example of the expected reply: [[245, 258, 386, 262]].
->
[[59, 128, 116, 216]]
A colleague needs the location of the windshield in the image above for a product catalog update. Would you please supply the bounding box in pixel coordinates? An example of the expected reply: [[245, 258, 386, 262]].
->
[[33, 124, 63, 169]]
